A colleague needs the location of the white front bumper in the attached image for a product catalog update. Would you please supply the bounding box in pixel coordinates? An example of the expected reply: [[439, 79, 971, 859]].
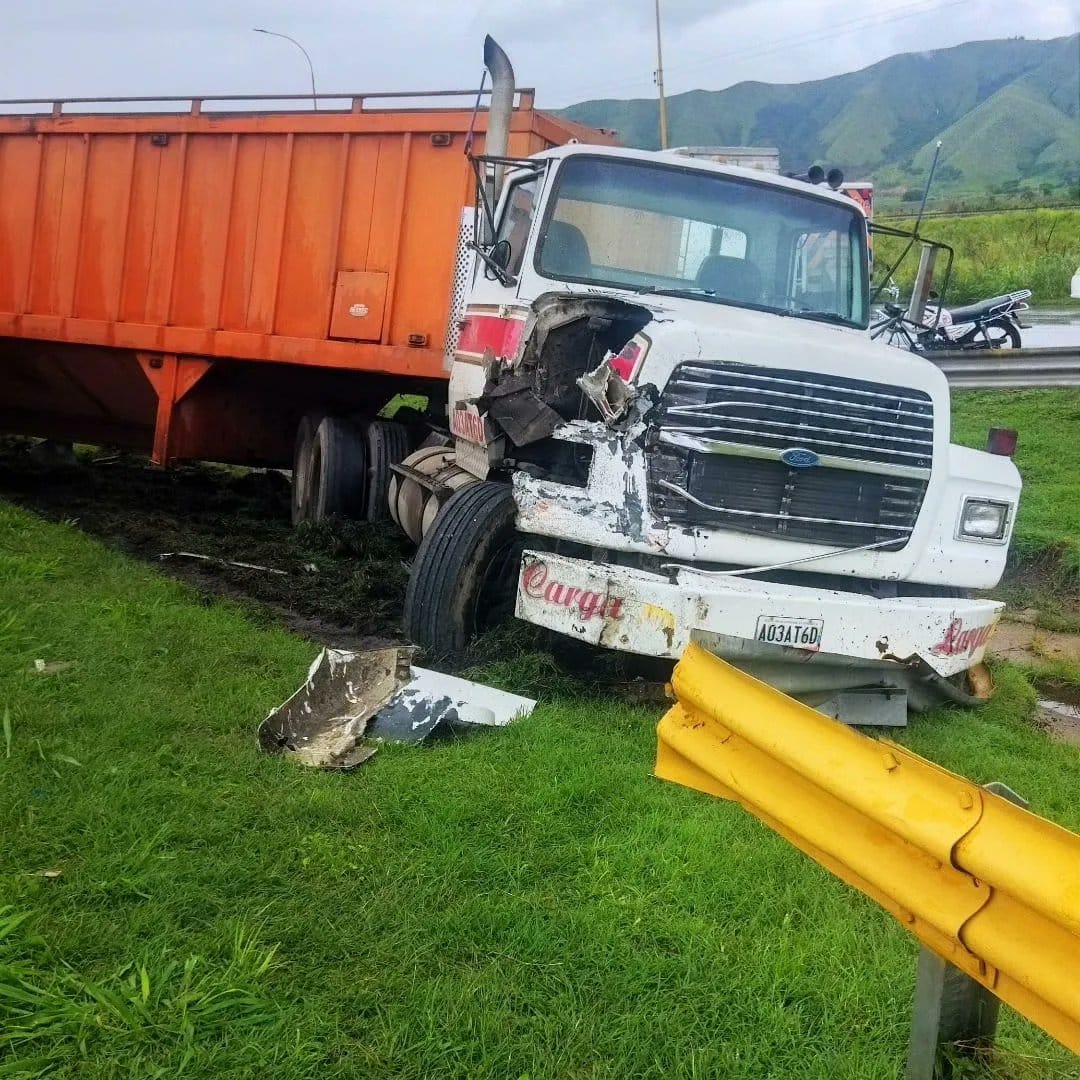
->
[[515, 550, 1002, 678]]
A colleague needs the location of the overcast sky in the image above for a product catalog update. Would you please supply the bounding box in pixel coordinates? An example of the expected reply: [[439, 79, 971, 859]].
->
[[1, 0, 1076, 108]]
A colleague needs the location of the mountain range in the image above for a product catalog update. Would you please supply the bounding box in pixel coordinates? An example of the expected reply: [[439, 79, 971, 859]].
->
[[558, 35, 1079, 196]]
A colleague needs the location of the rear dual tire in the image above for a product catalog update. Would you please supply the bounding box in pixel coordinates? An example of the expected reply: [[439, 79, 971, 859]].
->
[[291, 413, 321, 525], [291, 415, 410, 525], [364, 421, 411, 523]]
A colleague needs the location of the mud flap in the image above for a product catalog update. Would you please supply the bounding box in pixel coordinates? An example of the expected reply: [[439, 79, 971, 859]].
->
[[259, 646, 536, 769]]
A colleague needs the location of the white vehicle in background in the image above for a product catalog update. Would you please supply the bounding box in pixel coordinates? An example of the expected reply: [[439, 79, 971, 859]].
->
[[395, 41, 1020, 721], [670, 146, 781, 173]]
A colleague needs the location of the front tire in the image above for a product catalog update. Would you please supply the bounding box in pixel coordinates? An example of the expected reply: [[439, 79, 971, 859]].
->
[[403, 482, 522, 661]]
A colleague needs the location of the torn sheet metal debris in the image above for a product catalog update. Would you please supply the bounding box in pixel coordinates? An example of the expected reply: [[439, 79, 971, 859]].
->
[[259, 646, 410, 769], [259, 646, 535, 769], [483, 373, 565, 446], [158, 551, 288, 575], [367, 666, 535, 743], [577, 358, 636, 424]]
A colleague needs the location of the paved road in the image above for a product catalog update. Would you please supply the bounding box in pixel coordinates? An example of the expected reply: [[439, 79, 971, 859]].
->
[[1024, 324, 1080, 349], [1024, 307, 1080, 349], [1025, 307, 1080, 325]]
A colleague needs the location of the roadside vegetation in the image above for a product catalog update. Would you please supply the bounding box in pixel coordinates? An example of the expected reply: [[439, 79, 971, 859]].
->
[[952, 389, 1080, 643], [2, 388, 1080, 1077], [953, 389, 1080, 577], [873, 208, 1080, 304], [2, 503, 1079, 1079]]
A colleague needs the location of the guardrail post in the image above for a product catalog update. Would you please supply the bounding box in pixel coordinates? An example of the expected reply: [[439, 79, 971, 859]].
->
[[905, 782, 1028, 1079], [905, 949, 1000, 1079]]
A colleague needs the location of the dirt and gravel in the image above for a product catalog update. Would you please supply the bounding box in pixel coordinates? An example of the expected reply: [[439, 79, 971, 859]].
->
[[0, 439, 413, 650]]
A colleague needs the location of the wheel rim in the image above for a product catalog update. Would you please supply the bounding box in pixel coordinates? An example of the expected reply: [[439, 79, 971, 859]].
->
[[388, 475, 401, 527], [398, 477, 429, 544]]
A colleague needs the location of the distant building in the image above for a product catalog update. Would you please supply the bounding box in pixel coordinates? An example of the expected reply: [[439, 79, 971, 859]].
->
[[668, 146, 781, 173]]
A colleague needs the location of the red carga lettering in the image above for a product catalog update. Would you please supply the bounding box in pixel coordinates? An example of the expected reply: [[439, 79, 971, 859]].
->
[[520, 561, 623, 621], [930, 617, 996, 658]]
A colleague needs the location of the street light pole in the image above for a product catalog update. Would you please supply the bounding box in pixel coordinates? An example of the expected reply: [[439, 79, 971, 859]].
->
[[653, 0, 669, 149], [253, 28, 319, 111]]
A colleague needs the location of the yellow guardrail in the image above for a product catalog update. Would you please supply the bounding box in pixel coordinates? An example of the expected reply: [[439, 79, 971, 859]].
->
[[655, 643, 1080, 1053]]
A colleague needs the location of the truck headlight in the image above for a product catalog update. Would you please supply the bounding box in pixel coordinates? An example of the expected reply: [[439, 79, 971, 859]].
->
[[957, 498, 1011, 542]]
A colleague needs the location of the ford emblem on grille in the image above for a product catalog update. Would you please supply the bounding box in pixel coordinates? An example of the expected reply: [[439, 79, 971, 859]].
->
[[780, 447, 820, 469]]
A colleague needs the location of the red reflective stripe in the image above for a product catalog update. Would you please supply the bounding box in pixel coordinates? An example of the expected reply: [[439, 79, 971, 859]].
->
[[457, 313, 527, 358]]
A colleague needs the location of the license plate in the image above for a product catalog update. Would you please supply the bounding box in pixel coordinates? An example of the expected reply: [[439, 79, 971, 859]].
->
[[755, 616, 823, 651]]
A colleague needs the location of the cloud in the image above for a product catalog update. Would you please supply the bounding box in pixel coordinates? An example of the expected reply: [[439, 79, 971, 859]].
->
[[0, 0, 1074, 106], [481, 0, 758, 39]]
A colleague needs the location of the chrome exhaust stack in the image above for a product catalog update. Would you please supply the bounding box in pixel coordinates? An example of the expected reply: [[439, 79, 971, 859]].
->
[[483, 34, 514, 167], [482, 34, 515, 237]]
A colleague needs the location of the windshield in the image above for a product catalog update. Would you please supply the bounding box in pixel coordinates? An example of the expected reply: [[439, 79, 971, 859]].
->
[[536, 156, 868, 328]]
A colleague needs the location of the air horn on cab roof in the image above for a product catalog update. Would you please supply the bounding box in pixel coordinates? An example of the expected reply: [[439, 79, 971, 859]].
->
[[788, 164, 845, 189]]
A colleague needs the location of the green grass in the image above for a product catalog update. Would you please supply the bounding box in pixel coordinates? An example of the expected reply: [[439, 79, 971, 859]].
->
[[0, 909, 280, 1075], [874, 209, 1080, 304], [2, 503, 1080, 1078], [951, 388, 1080, 585]]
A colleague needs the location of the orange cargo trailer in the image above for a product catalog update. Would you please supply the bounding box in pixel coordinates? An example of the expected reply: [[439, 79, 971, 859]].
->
[[0, 78, 605, 470]]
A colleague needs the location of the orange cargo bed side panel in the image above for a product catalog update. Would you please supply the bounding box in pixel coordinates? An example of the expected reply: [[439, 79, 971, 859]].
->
[[0, 96, 613, 462], [0, 103, 603, 379]]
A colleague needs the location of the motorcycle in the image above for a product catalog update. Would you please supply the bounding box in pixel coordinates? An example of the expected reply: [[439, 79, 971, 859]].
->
[[871, 283, 1031, 352], [926, 288, 1030, 349]]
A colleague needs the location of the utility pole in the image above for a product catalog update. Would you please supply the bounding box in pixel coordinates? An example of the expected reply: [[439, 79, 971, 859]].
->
[[253, 28, 319, 111], [653, 0, 669, 149]]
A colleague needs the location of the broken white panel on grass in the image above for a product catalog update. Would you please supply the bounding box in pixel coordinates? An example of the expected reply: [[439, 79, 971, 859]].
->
[[260, 646, 411, 769], [259, 647, 535, 770], [366, 666, 536, 744]]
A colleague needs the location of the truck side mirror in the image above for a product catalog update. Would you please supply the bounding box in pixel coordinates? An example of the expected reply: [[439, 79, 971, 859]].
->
[[483, 239, 513, 282]]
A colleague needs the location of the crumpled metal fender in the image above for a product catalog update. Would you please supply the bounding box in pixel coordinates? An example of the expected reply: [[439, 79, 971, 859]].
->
[[259, 646, 412, 769]]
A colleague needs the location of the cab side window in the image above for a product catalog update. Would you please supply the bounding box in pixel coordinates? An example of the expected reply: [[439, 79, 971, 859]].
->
[[791, 229, 852, 314], [494, 177, 538, 279]]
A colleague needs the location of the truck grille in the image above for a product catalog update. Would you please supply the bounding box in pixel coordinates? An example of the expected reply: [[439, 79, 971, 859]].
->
[[648, 362, 934, 548]]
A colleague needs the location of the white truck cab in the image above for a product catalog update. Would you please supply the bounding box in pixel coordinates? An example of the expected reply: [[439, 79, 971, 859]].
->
[[398, 55, 1020, 718]]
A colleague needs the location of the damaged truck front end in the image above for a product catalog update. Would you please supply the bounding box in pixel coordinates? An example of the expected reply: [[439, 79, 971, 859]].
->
[[402, 144, 1021, 718]]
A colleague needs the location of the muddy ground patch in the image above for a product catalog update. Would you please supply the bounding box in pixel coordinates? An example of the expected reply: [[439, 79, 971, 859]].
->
[[0, 441, 412, 648], [4, 437, 1077, 705]]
